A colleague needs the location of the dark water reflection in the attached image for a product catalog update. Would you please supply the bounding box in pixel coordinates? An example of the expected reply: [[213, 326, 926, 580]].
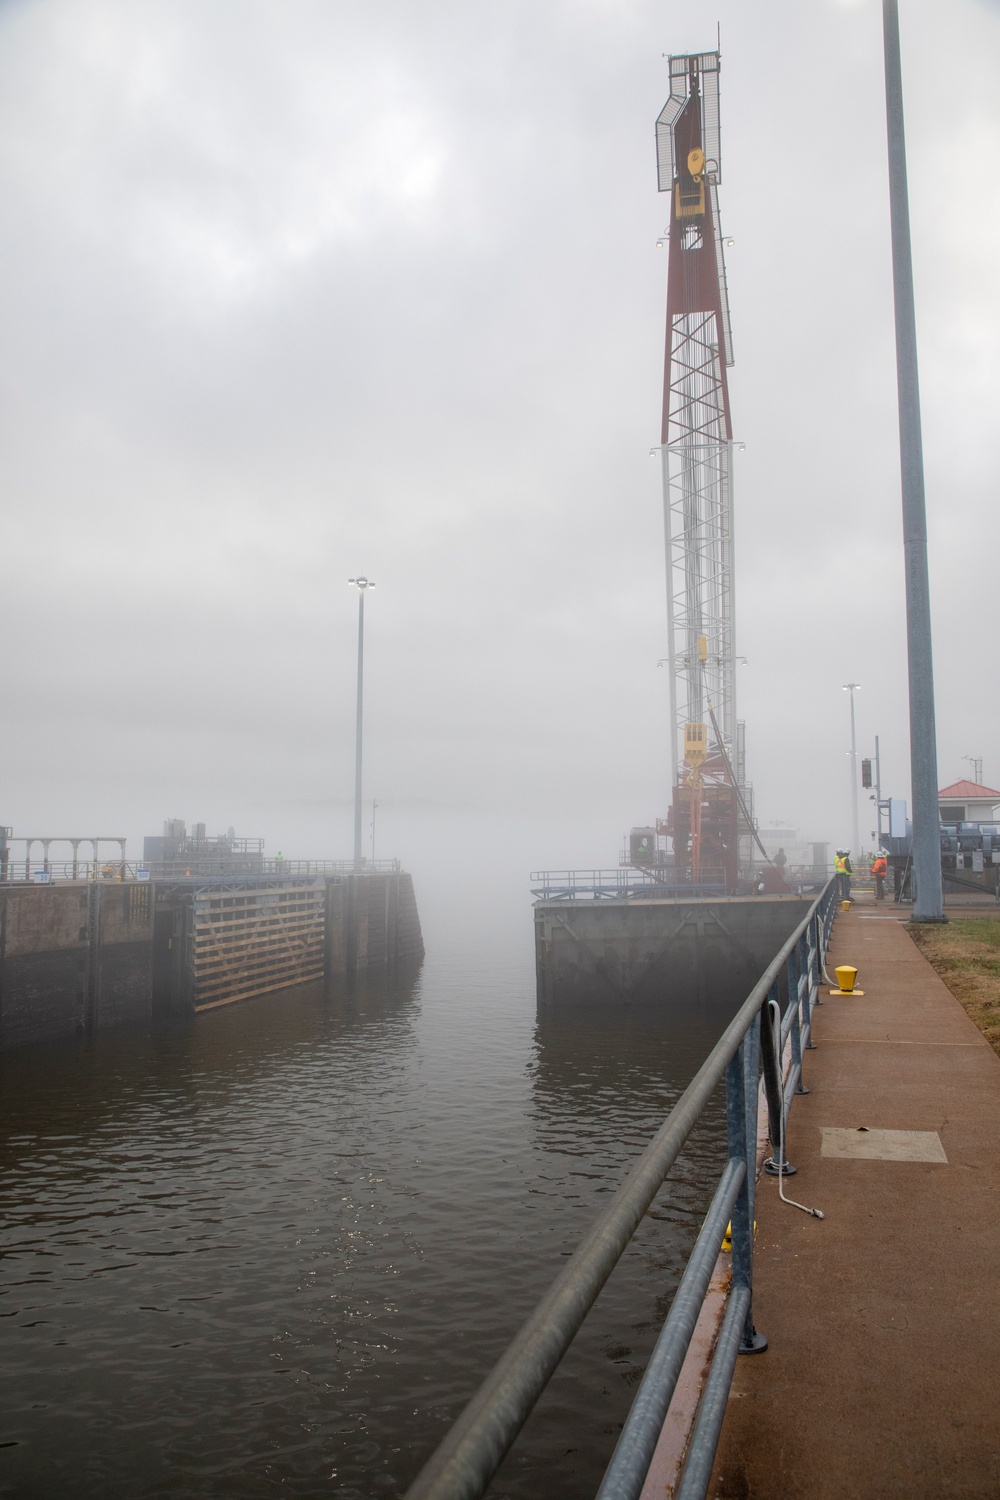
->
[[1, 930, 737, 1499]]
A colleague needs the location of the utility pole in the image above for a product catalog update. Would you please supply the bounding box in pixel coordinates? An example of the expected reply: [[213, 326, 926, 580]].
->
[[843, 683, 861, 857], [348, 576, 374, 872], [963, 755, 983, 786], [875, 734, 883, 846], [882, 0, 944, 920]]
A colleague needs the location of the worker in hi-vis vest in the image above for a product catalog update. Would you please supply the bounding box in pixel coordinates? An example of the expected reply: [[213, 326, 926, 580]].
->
[[834, 849, 852, 902], [871, 853, 888, 902]]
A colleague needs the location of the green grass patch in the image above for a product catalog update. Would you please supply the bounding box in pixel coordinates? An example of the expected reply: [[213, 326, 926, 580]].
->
[[909, 918, 1000, 1057], [943, 917, 1000, 948]]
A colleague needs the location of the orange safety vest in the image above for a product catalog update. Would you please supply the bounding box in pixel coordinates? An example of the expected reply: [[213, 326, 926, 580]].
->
[[872, 857, 887, 877]]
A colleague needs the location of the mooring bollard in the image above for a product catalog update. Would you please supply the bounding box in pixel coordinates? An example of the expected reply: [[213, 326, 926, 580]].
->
[[830, 964, 864, 996]]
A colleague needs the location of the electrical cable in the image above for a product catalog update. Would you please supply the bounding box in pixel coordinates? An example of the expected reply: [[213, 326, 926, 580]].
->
[[703, 696, 774, 866], [897, 851, 913, 904], [767, 998, 824, 1220], [817, 910, 835, 987], [695, 681, 826, 1216]]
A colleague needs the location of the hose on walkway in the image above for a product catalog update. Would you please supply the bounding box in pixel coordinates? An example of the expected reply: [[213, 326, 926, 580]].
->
[[768, 998, 824, 1221]]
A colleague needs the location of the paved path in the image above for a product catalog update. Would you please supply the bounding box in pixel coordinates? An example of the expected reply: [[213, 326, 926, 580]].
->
[[709, 901, 1000, 1498]]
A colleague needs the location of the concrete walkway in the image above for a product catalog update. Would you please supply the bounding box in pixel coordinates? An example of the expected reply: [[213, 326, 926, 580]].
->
[[709, 900, 1000, 1498]]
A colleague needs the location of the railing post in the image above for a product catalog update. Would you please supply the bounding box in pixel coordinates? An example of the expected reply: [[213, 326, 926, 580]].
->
[[742, 1012, 760, 1235], [726, 1040, 766, 1355], [788, 950, 807, 1096], [812, 910, 824, 1007], [761, 982, 795, 1178], [803, 924, 819, 1043]]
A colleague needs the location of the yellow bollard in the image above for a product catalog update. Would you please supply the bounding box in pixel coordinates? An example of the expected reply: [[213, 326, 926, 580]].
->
[[830, 963, 864, 996], [722, 1219, 757, 1252]]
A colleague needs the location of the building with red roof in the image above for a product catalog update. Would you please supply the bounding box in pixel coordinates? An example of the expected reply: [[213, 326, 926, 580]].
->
[[938, 780, 1000, 823]]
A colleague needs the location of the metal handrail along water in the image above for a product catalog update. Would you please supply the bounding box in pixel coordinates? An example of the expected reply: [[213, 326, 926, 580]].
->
[[405, 878, 838, 1500], [529, 869, 729, 900], [0, 857, 402, 884]]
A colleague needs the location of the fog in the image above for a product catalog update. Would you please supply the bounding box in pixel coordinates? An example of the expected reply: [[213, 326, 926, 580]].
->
[[2, 0, 998, 906]]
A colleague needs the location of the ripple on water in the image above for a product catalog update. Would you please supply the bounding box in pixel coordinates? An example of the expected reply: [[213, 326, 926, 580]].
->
[[0, 935, 734, 1498]]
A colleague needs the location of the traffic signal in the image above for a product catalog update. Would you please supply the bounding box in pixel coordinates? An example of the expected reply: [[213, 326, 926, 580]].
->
[[861, 758, 872, 788]]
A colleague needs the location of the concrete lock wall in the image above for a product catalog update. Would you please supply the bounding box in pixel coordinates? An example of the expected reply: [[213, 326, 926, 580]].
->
[[325, 872, 425, 975], [0, 882, 156, 1049], [2, 872, 425, 1047], [534, 896, 813, 1008]]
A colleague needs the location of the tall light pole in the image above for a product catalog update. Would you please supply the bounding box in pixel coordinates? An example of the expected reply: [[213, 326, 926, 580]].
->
[[883, 0, 944, 920], [348, 576, 374, 872], [843, 683, 861, 857]]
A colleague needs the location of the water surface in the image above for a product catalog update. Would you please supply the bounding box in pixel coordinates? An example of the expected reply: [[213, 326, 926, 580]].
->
[[1, 916, 732, 1498]]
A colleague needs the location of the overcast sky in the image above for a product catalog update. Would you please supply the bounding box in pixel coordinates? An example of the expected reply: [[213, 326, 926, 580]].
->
[[1, 0, 998, 892]]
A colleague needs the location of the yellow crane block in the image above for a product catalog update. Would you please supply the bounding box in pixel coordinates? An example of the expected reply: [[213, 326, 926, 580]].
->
[[684, 721, 708, 767]]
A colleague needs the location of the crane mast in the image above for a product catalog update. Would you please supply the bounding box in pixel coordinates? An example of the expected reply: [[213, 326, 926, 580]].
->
[[655, 51, 746, 889]]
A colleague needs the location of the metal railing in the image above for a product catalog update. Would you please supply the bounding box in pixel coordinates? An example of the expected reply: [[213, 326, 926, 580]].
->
[[531, 869, 728, 900], [405, 878, 838, 1500], [146, 859, 402, 881], [0, 857, 402, 884], [0, 860, 143, 883]]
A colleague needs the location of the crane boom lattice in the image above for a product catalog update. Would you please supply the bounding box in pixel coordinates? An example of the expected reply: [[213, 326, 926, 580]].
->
[[655, 50, 747, 889]]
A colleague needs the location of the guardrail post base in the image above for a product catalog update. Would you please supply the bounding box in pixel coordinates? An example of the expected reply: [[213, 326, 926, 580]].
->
[[739, 1326, 768, 1355], [763, 1156, 797, 1177]]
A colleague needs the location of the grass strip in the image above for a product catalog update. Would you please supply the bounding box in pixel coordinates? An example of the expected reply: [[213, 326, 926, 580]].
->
[[908, 917, 1000, 1058]]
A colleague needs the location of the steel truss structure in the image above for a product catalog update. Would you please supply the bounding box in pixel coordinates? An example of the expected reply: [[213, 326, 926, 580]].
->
[[654, 49, 749, 886], [656, 50, 736, 787]]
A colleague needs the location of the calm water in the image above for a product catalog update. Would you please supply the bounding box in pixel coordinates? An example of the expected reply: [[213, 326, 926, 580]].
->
[[0, 911, 733, 1499]]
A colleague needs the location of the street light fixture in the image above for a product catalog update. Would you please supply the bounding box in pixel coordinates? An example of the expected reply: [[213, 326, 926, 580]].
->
[[843, 683, 861, 856], [348, 576, 374, 872]]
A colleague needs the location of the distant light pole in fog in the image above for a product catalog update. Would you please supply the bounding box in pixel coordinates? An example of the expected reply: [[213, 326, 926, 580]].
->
[[843, 683, 861, 856], [348, 576, 374, 872]]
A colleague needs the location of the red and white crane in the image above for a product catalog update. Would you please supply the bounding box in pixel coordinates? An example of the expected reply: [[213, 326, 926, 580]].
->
[[654, 50, 748, 888]]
